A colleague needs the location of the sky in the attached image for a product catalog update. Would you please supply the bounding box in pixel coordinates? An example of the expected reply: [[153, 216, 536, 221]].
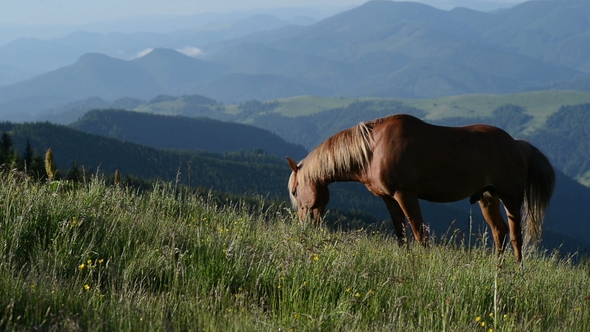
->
[[1, 0, 527, 25]]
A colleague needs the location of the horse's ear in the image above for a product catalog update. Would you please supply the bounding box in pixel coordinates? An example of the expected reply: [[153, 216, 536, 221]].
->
[[286, 157, 298, 173]]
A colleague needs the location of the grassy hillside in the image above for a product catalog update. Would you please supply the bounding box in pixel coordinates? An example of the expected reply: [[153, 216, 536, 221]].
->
[[412, 91, 590, 129], [1, 118, 589, 253], [0, 120, 479, 238], [133, 90, 590, 133], [251, 95, 355, 117], [267, 90, 590, 127], [0, 174, 588, 331], [133, 94, 226, 119]]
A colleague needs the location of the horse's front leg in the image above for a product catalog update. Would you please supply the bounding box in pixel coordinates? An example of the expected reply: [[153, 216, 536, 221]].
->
[[393, 191, 427, 245], [382, 196, 407, 245]]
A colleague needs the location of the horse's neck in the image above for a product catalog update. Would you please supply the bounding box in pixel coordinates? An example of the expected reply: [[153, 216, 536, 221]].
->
[[323, 168, 364, 184]]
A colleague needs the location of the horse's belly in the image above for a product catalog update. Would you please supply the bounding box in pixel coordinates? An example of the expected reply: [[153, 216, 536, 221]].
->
[[415, 178, 485, 203], [418, 191, 472, 203]]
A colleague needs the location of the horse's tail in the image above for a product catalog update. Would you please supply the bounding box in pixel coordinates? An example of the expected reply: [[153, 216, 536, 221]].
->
[[517, 140, 556, 243]]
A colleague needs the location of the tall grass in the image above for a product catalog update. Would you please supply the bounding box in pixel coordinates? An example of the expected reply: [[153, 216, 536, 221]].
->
[[0, 172, 588, 331]]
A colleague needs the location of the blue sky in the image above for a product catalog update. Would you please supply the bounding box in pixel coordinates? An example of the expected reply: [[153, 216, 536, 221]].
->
[[2, 0, 526, 25]]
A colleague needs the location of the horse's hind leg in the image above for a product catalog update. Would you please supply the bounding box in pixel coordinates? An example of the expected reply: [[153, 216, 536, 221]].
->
[[502, 198, 524, 263], [382, 196, 407, 245], [477, 194, 509, 255], [393, 191, 426, 245]]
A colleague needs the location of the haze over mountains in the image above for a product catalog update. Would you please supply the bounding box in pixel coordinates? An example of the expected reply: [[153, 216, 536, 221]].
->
[[0, 1, 522, 44], [0, 0, 589, 121], [0, 14, 318, 76]]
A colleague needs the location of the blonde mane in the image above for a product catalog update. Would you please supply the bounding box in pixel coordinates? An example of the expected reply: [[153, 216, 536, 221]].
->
[[299, 121, 374, 184]]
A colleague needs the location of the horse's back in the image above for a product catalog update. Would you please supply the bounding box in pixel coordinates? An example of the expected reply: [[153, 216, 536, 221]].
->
[[367, 114, 526, 202], [373, 114, 511, 141], [372, 114, 518, 158]]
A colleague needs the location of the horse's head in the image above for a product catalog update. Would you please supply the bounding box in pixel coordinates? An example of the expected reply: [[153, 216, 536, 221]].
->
[[287, 157, 329, 223]]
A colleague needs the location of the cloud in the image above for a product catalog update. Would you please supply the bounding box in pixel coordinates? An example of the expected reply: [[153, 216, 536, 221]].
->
[[136, 48, 154, 58], [176, 46, 204, 58]]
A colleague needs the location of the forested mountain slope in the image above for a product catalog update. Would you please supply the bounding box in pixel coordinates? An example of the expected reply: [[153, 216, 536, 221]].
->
[[69, 109, 307, 160]]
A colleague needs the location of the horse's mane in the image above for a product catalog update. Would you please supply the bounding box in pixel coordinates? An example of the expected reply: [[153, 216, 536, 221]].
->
[[299, 120, 376, 184]]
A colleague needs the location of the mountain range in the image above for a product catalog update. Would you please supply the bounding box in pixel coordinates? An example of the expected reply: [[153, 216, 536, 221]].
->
[[0, 14, 318, 78], [1, 0, 590, 121]]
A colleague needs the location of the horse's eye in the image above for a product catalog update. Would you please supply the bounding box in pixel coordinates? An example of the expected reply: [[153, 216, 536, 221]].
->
[[291, 189, 297, 197]]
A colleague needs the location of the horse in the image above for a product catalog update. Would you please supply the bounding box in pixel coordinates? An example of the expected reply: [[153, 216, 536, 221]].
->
[[287, 114, 555, 262]]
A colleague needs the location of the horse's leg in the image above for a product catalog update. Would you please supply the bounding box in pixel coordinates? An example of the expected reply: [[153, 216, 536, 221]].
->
[[382, 196, 407, 245], [477, 194, 509, 255], [502, 199, 524, 263], [393, 191, 425, 244]]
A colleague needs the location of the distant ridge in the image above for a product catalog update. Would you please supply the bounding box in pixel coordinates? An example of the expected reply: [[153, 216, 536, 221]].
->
[[69, 109, 307, 160], [132, 48, 227, 93], [0, 53, 162, 116]]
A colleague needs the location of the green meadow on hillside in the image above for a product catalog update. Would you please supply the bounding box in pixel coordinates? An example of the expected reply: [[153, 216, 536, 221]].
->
[[268, 91, 590, 127], [64, 91, 590, 136], [1, 173, 588, 331], [132, 91, 590, 140]]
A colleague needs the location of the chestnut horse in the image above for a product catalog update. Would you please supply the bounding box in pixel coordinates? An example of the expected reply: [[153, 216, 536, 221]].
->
[[287, 114, 555, 262]]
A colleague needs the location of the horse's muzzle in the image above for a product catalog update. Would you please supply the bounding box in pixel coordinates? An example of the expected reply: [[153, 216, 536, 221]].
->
[[298, 207, 324, 224]]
